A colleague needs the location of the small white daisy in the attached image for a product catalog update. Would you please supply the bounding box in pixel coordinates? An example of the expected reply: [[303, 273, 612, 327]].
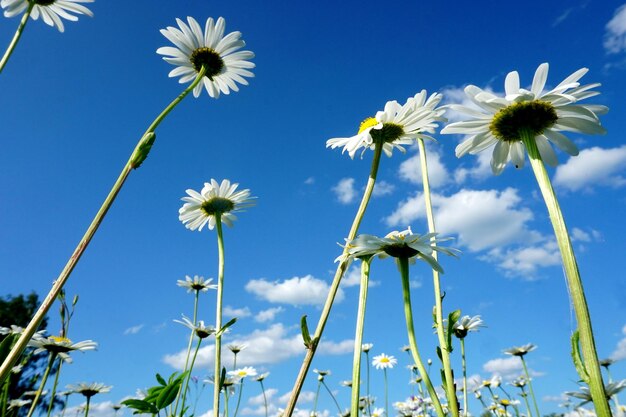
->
[[174, 316, 215, 339], [176, 275, 217, 292], [452, 315, 484, 339], [179, 179, 255, 231], [1, 0, 93, 32], [28, 336, 97, 363], [157, 16, 255, 98], [66, 382, 111, 398], [327, 91, 445, 159], [227, 366, 257, 380], [442, 63, 608, 174], [503, 343, 536, 357], [372, 353, 397, 370]]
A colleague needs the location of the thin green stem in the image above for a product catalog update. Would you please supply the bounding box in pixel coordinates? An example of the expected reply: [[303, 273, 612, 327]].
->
[[384, 368, 389, 417], [417, 137, 459, 417], [521, 358, 541, 417], [174, 291, 201, 416], [283, 142, 384, 416], [365, 351, 372, 417], [0, 67, 208, 384], [26, 353, 56, 417], [213, 215, 226, 417], [84, 397, 91, 417], [180, 339, 203, 415], [233, 352, 238, 370], [259, 380, 269, 417], [350, 258, 371, 417], [312, 380, 322, 417], [321, 380, 342, 415], [398, 257, 445, 417], [46, 358, 64, 417], [0, 3, 34, 74], [520, 390, 532, 417], [223, 386, 230, 417], [521, 130, 610, 417], [460, 338, 468, 417], [233, 378, 244, 417]]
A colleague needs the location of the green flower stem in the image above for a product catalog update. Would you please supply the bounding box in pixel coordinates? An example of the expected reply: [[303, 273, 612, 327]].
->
[[223, 387, 230, 417], [233, 378, 244, 417], [312, 380, 322, 417], [26, 353, 56, 417], [0, 2, 34, 74], [417, 137, 459, 417], [283, 142, 384, 416], [0, 372, 10, 417], [398, 257, 445, 417], [233, 352, 238, 370], [460, 338, 468, 417], [520, 357, 541, 417], [321, 380, 343, 415], [383, 368, 389, 417], [180, 339, 203, 415], [521, 130, 611, 417], [0, 67, 208, 384], [259, 380, 269, 417], [46, 358, 64, 417], [173, 291, 201, 416], [213, 214, 226, 417], [84, 397, 92, 417], [350, 258, 371, 417], [520, 391, 533, 417], [365, 350, 372, 417]]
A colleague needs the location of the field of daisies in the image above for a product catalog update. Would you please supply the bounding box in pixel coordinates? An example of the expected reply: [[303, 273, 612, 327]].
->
[[2, 2, 626, 417]]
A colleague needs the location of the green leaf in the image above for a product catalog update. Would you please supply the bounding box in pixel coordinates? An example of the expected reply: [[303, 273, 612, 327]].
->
[[300, 315, 311, 348], [156, 379, 181, 410], [571, 330, 590, 384], [216, 318, 237, 337], [446, 309, 461, 352], [121, 399, 158, 415], [219, 367, 226, 391], [155, 373, 167, 386], [436, 346, 443, 362]]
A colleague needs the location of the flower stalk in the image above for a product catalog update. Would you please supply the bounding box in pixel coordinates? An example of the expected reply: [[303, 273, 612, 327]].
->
[[460, 338, 468, 417], [0, 2, 34, 74], [520, 130, 611, 417], [350, 258, 371, 417], [0, 67, 208, 384], [417, 137, 459, 417], [283, 141, 384, 416], [213, 214, 226, 417], [26, 353, 57, 417]]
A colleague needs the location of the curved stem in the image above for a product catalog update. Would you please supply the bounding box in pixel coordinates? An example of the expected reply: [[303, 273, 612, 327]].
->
[[0, 68, 208, 384], [0, 3, 34, 74], [350, 258, 371, 417], [233, 378, 244, 417], [417, 137, 459, 417], [284, 142, 384, 416], [174, 291, 201, 416], [312, 381, 321, 417], [213, 215, 226, 417], [180, 338, 203, 415], [521, 357, 540, 417], [26, 353, 56, 417], [46, 357, 64, 417], [399, 257, 445, 417], [321, 380, 342, 415], [259, 380, 269, 417], [365, 351, 372, 417], [461, 338, 468, 417], [521, 131, 610, 417]]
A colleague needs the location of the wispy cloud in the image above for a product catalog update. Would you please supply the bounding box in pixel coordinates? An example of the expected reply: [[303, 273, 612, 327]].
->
[[553, 145, 626, 192], [123, 324, 144, 335], [304, 176, 315, 185], [398, 146, 450, 188], [372, 180, 395, 197], [332, 177, 357, 204], [604, 3, 626, 54], [610, 324, 626, 360], [223, 305, 252, 319], [254, 307, 284, 323], [246, 275, 344, 306]]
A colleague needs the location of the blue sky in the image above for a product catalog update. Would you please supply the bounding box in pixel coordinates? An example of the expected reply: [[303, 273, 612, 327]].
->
[[2, 1, 626, 416]]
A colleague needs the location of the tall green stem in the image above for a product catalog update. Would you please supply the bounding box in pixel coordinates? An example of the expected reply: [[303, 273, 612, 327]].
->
[[521, 357, 540, 417], [46, 358, 64, 417], [283, 142, 384, 416], [365, 351, 372, 417], [312, 380, 322, 417], [398, 257, 445, 417], [233, 378, 244, 417], [521, 131, 611, 417], [417, 137, 459, 417], [180, 339, 203, 415], [259, 380, 269, 417], [460, 338, 468, 417], [350, 258, 371, 417], [26, 353, 56, 417], [174, 291, 201, 416], [84, 397, 91, 417], [520, 390, 533, 417], [213, 215, 226, 417], [321, 380, 342, 415], [0, 68, 208, 384], [383, 368, 389, 417], [0, 3, 34, 74]]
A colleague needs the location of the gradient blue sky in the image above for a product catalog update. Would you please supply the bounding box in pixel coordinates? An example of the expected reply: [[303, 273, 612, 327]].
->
[[2, 1, 626, 417]]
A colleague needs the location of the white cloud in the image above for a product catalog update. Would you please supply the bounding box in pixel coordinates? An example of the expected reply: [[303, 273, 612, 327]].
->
[[163, 324, 351, 370], [386, 188, 540, 252], [332, 178, 357, 204], [484, 240, 561, 279], [246, 275, 344, 306], [605, 4, 626, 54], [372, 180, 395, 197], [123, 324, 144, 335], [554, 146, 626, 191], [278, 390, 316, 404], [340, 265, 361, 287], [65, 401, 118, 417], [304, 177, 315, 185], [398, 147, 450, 188], [254, 307, 284, 323], [454, 150, 493, 184], [223, 306, 252, 318], [610, 324, 626, 361], [482, 357, 523, 379]]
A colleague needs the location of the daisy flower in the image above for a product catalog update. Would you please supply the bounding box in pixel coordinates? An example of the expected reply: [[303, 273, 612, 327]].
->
[[361, 343, 373, 353], [452, 315, 484, 339], [176, 275, 217, 292], [327, 91, 445, 159], [174, 316, 215, 339], [28, 336, 97, 362], [1, 0, 93, 32], [227, 343, 247, 354], [157, 16, 254, 99], [372, 353, 397, 370], [442, 63, 608, 174], [503, 343, 536, 357], [254, 372, 269, 382], [340, 227, 458, 273], [179, 179, 255, 231], [67, 382, 111, 398], [227, 366, 258, 380]]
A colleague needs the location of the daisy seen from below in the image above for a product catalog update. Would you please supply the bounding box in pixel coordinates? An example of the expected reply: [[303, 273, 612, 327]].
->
[[327, 90, 445, 159], [442, 63, 607, 175], [453, 315, 484, 339], [372, 354, 397, 370], [504, 343, 536, 357], [179, 179, 255, 231], [227, 367, 258, 381], [1, 0, 93, 31], [157, 16, 255, 98], [28, 336, 97, 362], [177, 275, 217, 293]]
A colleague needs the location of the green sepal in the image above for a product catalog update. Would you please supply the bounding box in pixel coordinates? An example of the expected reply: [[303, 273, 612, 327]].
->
[[436, 346, 443, 362], [131, 132, 156, 169], [216, 318, 237, 337], [446, 309, 461, 352], [571, 330, 590, 384], [301, 315, 312, 348]]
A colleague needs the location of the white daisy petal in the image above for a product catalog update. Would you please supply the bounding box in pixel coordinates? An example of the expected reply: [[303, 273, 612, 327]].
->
[[535, 135, 558, 167], [531, 63, 549, 97]]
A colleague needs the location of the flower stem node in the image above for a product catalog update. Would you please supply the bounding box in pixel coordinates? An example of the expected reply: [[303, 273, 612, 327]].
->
[[130, 132, 156, 169]]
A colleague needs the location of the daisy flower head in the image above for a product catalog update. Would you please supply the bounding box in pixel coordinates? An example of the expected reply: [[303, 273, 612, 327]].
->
[[179, 179, 255, 231], [442, 63, 608, 174], [176, 275, 217, 292], [67, 382, 111, 398], [174, 316, 215, 339], [254, 372, 269, 382], [157, 17, 255, 99], [452, 315, 484, 339], [227, 366, 257, 381], [340, 227, 458, 273], [28, 336, 97, 362], [1, 0, 93, 32], [361, 343, 373, 353], [327, 91, 446, 159], [372, 353, 397, 370], [503, 343, 536, 357]]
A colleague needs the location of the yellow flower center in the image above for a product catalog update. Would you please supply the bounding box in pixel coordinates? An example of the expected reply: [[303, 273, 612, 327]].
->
[[50, 336, 71, 344], [358, 117, 379, 134]]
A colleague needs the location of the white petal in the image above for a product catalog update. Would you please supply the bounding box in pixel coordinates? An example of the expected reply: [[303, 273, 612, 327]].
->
[[535, 135, 558, 167], [531, 63, 549, 97]]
